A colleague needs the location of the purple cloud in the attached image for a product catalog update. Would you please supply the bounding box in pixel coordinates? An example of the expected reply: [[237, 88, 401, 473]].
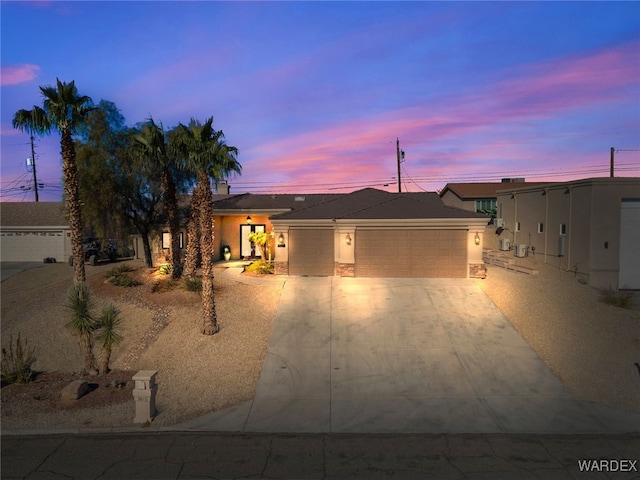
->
[[1, 64, 40, 86]]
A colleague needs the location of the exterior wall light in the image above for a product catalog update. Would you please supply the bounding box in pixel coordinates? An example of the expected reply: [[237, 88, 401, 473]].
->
[[246, 215, 252, 224], [345, 233, 352, 246], [277, 233, 285, 246], [474, 232, 480, 245]]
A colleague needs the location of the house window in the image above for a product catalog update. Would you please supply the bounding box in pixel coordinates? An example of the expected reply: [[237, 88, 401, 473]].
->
[[475, 198, 496, 213], [515, 222, 521, 232], [537, 223, 544, 234], [560, 223, 566, 235], [162, 232, 184, 249]]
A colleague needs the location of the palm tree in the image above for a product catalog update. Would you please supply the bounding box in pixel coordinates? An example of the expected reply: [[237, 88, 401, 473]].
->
[[13, 79, 93, 285], [173, 117, 241, 335], [95, 304, 123, 375], [178, 125, 241, 278], [65, 283, 97, 375], [132, 118, 182, 278]]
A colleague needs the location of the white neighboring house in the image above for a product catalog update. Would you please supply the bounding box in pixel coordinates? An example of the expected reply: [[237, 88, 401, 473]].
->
[[0, 202, 72, 262], [495, 177, 640, 290]]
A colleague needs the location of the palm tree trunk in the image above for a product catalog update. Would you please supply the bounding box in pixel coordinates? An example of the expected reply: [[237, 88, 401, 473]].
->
[[62, 129, 86, 285], [162, 169, 182, 279], [198, 173, 219, 335], [183, 183, 201, 278]]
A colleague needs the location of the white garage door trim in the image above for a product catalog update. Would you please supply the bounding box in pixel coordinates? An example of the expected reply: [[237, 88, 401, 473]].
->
[[619, 199, 640, 289]]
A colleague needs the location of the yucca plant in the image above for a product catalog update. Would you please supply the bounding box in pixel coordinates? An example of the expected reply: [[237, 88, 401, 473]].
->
[[65, 282, 98, 375], [95, 304, 123, 375]]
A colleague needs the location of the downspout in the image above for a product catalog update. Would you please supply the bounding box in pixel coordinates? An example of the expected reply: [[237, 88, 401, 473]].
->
[[566, 187, 572, 271], [543, 188, 548, 264], [513, 193, 517, 245]]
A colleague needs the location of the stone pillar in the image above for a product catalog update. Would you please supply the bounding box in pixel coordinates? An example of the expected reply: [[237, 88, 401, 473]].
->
[[133, 370, 158, 424]]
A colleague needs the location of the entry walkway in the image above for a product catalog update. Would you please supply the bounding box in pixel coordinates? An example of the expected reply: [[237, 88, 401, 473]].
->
[[175, 277, 640, 434]]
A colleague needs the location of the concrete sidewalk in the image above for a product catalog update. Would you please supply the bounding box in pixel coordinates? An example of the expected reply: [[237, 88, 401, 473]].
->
[[3, 431, 639, 479], [174, 276, 640, 434]]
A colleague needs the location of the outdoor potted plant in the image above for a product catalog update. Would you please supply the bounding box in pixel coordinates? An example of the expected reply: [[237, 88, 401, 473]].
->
[[222, 245, 231, 261]]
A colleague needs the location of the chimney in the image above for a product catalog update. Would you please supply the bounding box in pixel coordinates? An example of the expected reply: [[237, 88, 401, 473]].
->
[[217, 181, 230, 195]]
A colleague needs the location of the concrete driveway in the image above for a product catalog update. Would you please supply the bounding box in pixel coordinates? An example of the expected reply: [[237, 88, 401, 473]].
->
[[176, 277, 640, 434]]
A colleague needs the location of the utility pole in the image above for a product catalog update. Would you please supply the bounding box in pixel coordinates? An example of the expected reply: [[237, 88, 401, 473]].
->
[[29, 135, 39, 202], [396, 138, 405, 193], [610, 147, 615, 178]]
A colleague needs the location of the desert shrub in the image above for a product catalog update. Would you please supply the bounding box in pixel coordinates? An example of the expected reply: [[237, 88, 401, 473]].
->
[[158, 264, 172, 275], [1, 333, 37, 385], [600, 289, 634, 309], [183, 276, 203, 292], [246, 260, 274, 275], [105, 263, 134, 278], [109, 273, 141, 287], [105, 264, 140, 287]]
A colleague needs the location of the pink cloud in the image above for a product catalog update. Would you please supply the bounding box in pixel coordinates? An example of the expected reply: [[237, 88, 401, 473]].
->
[[1, 64, 40, 86]]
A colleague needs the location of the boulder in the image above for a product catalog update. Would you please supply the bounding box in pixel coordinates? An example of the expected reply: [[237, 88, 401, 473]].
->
[[61, 380, 89, 402]]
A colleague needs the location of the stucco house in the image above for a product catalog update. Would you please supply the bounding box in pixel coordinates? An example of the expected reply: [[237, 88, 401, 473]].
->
[[270, 188, 489, 278], [494, 177, 640, 290], [0, 202, 72, 262], [150, 187, 490, 278]]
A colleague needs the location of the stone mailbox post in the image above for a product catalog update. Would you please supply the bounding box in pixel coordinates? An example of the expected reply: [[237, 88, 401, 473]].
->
[[132, 370, 158, 424]]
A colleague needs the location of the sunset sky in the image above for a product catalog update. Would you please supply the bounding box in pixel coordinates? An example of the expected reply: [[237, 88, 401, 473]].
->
[[1, 1, 639, 202]]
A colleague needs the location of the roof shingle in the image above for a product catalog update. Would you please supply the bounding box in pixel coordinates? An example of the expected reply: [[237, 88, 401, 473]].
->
[[0, 202, 68, 227]]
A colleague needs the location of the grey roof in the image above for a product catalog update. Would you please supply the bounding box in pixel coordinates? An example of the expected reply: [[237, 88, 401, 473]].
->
[[1, 202, 68, 227], [271, 188, 488, 220], [212, 193, 344, 212]]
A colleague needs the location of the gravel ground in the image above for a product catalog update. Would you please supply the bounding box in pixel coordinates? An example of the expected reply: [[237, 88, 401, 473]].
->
[[2, 254, 638, 431], [476, 254, 640, 412], [1, 261, 282, 429]]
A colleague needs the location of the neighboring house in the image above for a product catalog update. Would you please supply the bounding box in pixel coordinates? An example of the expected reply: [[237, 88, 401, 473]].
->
[[495, 177, 640, 290], [0, 202, 72, 262], [440, 179, 548, 214], [270, 188, 488, 278]]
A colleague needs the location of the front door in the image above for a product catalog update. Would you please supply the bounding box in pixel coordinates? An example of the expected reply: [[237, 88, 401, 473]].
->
[[240, 224, 265, 258]]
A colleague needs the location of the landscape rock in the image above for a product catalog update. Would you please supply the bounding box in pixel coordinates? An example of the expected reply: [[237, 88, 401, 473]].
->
[[61, 380, 89, 402]]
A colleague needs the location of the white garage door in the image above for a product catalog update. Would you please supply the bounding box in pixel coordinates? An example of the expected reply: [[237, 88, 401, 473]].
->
[[619, 200, 640, 289], [355, 229, 467, 278], [288, 228, 334, 276], [0, 230, 66, 262]]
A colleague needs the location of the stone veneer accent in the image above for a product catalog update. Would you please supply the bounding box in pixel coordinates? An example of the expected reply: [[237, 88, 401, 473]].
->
[[275, 261, 288, 275], [469, 263, 487, 279], [335, 262, 355, 277]]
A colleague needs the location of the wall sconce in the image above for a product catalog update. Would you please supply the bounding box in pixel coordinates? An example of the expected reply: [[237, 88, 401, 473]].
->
[[474, 232, 480, 245], [246, 215, 252, 224], [345, 233, 352, 246], [277, 233, 285, 246]]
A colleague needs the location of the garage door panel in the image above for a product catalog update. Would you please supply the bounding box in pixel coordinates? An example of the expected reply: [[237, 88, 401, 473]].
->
[[355, 229, 467, 278], [289, 229, 334, 276], [0, 231, 65, 262]]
